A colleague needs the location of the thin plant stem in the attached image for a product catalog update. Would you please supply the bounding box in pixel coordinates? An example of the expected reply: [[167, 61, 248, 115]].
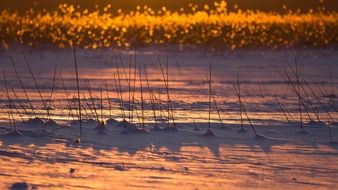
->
[[72, 45, 82, 138]]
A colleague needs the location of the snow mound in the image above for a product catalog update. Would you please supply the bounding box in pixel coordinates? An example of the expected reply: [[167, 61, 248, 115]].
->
[[46, 119, 59, 127], [106, 118, 119, 127], [84, 119, 99, 126], [4, 129, 23, 137], [119, 122, 149, 134], [162, 126, 179, 132], [218, 125, 231, 130], [24, 117, 45, 128], [151, 125, 163, 131], [116, 119, 130, 128], [94, 121, 108, 135], [202, 128, 216, 137]]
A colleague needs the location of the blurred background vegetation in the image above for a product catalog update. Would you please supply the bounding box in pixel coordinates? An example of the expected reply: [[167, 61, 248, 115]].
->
[[1, 0, 337, 13], [1, 0, 337, 49]]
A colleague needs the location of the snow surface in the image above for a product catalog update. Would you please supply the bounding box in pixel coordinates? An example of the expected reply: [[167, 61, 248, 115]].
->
[[0, 46, 337, 189]]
